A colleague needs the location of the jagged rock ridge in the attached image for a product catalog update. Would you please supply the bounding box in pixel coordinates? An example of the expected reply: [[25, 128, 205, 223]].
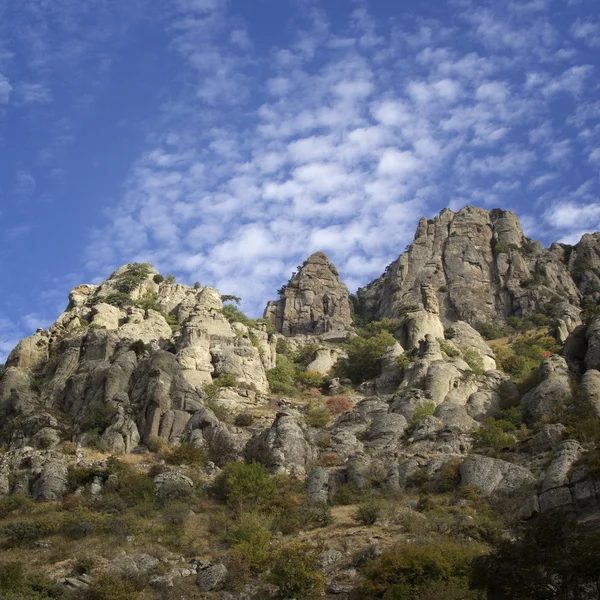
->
[[357, 206, 596, 337]]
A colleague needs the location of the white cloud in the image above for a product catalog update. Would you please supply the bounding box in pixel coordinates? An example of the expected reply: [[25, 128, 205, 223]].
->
[[16, 82, 53, 104], [0, 73, 11, 103], [13, 170, 36, 195]]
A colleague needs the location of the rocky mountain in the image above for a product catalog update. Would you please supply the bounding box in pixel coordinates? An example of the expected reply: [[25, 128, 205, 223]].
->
[[0, 206, 599, 600], [357, 206, 595, 340]]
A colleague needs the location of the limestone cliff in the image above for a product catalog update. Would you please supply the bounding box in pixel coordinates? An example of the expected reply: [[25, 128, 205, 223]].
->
[[0, 264, 273, 454], [357, 206, 591, 332], [264, 251, 354, 336]]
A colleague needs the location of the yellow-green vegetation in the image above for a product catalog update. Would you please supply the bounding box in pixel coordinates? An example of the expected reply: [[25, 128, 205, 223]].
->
[[305, 402, 331, 428], [494, 330, 560, 388], [461, 348, 485, 376], [335, 325, 396, 383], [410, 401, 437, 428], [549, 383, 600, 443], [267, 541, 326, 600], [267, 342, 325, 395], [351, 540, 487, 600], [473, 418, 518, 453]]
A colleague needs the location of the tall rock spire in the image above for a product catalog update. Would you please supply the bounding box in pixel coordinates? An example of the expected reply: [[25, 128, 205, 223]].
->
[[264, 251, 354, 336]]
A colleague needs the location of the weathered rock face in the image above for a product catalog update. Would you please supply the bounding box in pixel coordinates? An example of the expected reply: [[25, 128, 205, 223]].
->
[[358, 206, 583, 327], [245, 409, 317, 476], [0, 448, 68, 500], [264, 252, 353, 336], [0, 264, 273, 453], [522, 356, 573, 420], [460, 454, 537, 497]]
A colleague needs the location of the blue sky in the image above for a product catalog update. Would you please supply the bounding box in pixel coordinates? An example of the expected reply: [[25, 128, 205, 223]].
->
[[1, 0, 600, 361]]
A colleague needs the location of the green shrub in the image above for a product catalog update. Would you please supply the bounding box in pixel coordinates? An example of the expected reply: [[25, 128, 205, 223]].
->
[[234, 413, 254, 427], [213, 461, 274, 511], [461, 348, 485, 376], [166, 274, 176, 284], [298, 502, 333, 529], [267, 355, 297, 394], [156, 480, 195, 507], [493, 241, 510, 256], [352, 541, 486, 600], [101, 292, 134, 308], [331, 485, 358, 506], [0, 517, 59, 547], [84, 574, 144, 600], [305, 402, 330, 428], [73, 557, 95, 576], [165, 443, 207, 466], [353, 499, 383, 525], [439, 340, 460, 357], [337, 331, 396, 383], [80, 403, 119, 434], [471, 511, 600, 600], [473, 418, 517, 452], [475, 321, 506, 341], [294, 344, 319, 369], [296, 370, 325, 389], [114, 263, 152, 294], [228, 512, 273, 574], [410, 401, 436, 428], [101, 464, 156, 507], [0, 495, 35, 519], [267, 541, 325, 600], [153, 274, 164, 284], [221, 304, 256, 327]]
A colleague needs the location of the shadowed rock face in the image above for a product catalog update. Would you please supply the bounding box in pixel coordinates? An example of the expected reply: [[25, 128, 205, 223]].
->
[[357, 206, 587, 328], [263, 251, 354, 335]]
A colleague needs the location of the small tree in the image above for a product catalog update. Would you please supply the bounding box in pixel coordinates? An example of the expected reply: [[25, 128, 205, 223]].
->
[[267, 541, 325, 600], [213, 461, 274, 512]]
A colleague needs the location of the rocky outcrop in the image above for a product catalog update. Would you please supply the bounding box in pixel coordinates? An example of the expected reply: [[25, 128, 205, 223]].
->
[[245, 409, 317, 475], [0, 448, 68, 500], [522, 356, 573, 420], [460, 454, 536, 496], [358, 206, 582, 327], [0, 264, 272, 453], [264, 252, 353, 336]]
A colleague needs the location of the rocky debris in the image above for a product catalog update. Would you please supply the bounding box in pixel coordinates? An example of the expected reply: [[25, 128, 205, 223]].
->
[[0, 448, 68, 500], [264, 252, 353, 335], [460, 454, 536, 496], [245, 409, 317, 475], [108, 553, 160, 578], [196, 562, 228, 592], [522, 356, 573, 420], [358, 206, 581, 327]]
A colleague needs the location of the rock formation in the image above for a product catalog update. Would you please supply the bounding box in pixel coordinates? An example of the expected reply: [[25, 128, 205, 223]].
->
[[357, 206, 586, 332], [264, 252, 354, 336]]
